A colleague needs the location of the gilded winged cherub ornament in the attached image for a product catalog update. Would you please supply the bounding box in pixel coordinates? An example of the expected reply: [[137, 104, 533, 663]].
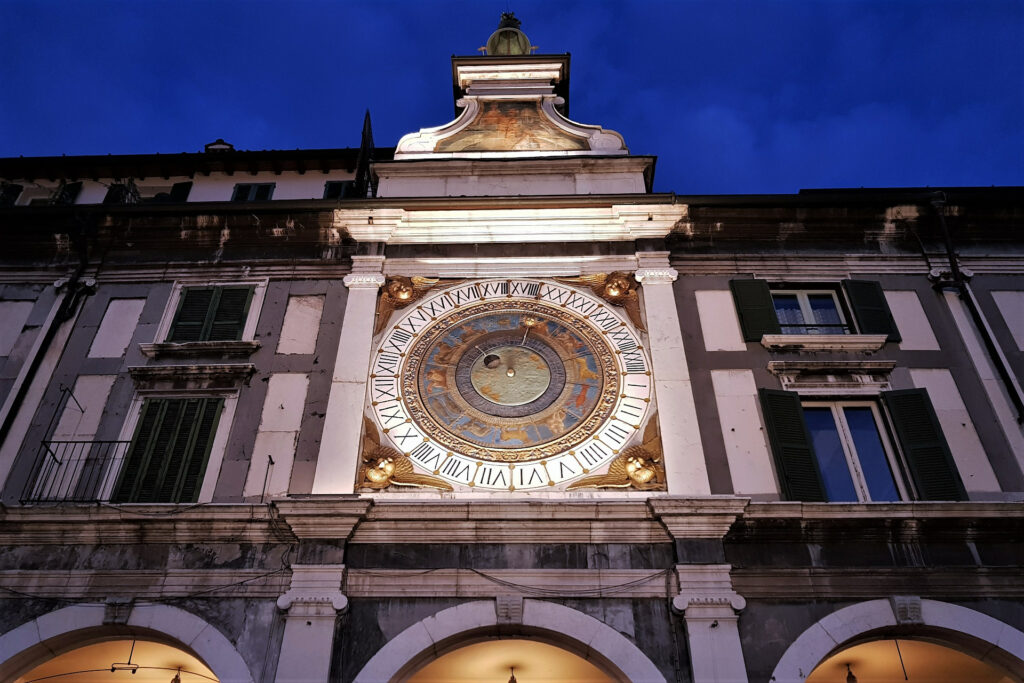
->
[[357, 417, 454, 491], [554, 272, 646, 332], [373, 276, 440, 335], [566, 415, 665, 491]]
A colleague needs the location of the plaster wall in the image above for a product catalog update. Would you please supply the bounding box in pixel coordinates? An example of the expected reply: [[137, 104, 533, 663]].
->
[[710, 369, 777, 497], [87, 298, 145, 358], [243, 372, 309, 500], [909, 368, 1001, 496], [188, 171, 356, 202], [277, 296, 324, 355], [885, 290, 940, 350], [0, 301, 33, 356]]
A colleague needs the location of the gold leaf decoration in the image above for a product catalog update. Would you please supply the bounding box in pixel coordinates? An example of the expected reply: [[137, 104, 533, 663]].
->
[[554, 272, 646, 331], [566, 413, 664, 491], [373, 276, 440, 335], [357, 416, 454, 492]]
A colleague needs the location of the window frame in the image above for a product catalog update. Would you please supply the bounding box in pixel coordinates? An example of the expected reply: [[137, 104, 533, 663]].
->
[[103, 390, 238, 503], [730, 278, 901, 345], [801, 399, 910, 502], [154, 279, 267, 345], [231, 182, 276, 202], [770, 287, 852, 335]]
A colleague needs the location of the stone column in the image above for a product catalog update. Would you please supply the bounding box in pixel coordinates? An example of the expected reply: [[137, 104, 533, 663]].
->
[[312, 256, 384, 494], [634, 252, 711, 495], [275, 564, 348, 683], [673, 564, 749, 683]]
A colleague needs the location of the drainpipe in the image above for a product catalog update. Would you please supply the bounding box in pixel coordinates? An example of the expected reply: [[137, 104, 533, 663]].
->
[[0, 213, 95, 449], [929, 192, 1024, 423]]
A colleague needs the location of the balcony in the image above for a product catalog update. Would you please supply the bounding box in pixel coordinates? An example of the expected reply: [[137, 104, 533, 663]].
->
[[21, 440, 130, 504]]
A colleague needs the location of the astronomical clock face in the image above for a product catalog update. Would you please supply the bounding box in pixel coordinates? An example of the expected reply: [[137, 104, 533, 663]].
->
[[368, 279, 653, 491]]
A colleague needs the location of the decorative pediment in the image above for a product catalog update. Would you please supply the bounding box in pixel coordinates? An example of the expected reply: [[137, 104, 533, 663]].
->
[[395, 96, 626, 158]]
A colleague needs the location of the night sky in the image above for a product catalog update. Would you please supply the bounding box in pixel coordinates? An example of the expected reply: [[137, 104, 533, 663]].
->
[[2, 0, 1021, 194]]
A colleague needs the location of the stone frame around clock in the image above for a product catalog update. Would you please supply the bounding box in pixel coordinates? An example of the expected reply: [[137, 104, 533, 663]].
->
[[366, 278, 654, 492]]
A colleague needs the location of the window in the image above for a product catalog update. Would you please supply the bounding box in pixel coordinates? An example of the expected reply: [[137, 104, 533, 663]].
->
[[730, 279, 900, 342], [323, 180, 355, 200], [0, 183, 23, 207], [111, 397, 223, 503], [771, 290, 848, 334], [231, 183, 275, 202], [105, 181, 192, 204], [760, 388, 966, 502], [803, 402, 902, 501], [167, 286, 254, 342]]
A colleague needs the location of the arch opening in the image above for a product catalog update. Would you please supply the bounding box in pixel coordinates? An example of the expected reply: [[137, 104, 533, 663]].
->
[[14, 636, 219, 683], [406, 637, 615, 683], [771, 599, 1024, 683], [806, 636, 1021, 683]]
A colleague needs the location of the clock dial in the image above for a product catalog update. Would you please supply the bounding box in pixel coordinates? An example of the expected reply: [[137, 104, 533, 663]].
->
[[369, 279, 652, 491]]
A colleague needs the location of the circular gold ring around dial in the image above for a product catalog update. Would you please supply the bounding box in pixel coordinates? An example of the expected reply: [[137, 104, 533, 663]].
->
[[402, 300, 620, 463]]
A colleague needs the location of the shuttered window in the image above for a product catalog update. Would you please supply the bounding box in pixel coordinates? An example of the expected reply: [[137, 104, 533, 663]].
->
[[882, 389, 966, 500], [759, 389, 827, 501], [167, 286, 254, 342], [730, 278, 900, 341], [761, 388, 964, 502], [112, 397, 224, 503], [0, 183, 23, 207]]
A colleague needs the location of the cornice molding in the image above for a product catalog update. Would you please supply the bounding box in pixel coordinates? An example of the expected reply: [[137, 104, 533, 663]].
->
[[272, 498, 373, 539], [335, 204, 687, 244], [649, 497, 750, 539], [139, 340, 261, 359]]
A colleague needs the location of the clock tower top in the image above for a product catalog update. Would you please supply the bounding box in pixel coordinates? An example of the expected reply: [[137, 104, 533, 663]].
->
[[483, 12, 535, 56]]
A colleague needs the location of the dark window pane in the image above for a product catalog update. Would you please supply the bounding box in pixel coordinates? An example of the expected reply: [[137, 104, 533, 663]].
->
[[808, 294, 844, 333], [804, 407, 858, 501], [772, 294, 806, 334], [844, 407, 900, 501], [254, 184, 273, 200]]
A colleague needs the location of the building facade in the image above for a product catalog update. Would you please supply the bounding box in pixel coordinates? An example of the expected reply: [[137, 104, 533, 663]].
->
[[1, 16, 1023, 683]]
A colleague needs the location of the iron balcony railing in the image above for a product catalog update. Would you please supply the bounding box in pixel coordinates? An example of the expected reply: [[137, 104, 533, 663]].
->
[[21, 440, 130, 503]]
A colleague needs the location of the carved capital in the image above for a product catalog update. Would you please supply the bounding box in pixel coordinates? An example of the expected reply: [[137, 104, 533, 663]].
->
[[343, 272, 386, 289], [634, 267, 678, 284], [277, 564, 348, 615], [672, 564, 746, 614]]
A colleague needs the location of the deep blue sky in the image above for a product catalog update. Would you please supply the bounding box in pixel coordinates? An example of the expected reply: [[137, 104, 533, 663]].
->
[[2, 0, 1021, 194]]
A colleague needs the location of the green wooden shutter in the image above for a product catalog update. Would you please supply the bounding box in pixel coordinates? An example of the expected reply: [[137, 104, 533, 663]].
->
[[207, 287, 254, 341], [759, 388, 827, 501], [168, 287, 216, 342], [730, 279, 781, 341], [882, 389, 966, 501], [169, 181, 193, 202], [112, 399, 164, 502], [842, 280, 901, 342], [112, 398, 223, 503], [178, 399, 223, 502]]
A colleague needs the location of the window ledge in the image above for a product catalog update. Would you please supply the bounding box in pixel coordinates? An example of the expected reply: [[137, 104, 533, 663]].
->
[[767, 360, 897, 374], [129, 363, 256, 381], [760, 334, 888, 352], [140, 340, 261, 359]]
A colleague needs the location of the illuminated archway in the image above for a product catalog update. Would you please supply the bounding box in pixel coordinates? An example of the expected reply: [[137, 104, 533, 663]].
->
[[0, 604, 254, 683], [771, 599, 1024, 683], [353, 600, 665, 683], [14, 638, 218, 682]]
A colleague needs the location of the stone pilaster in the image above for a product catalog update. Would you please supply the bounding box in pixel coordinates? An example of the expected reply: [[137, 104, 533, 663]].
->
[[634, 251, 711, 495], [672, 564, 749, 683], [312, 256, 385, 494], [275, 564, 348, 683]]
